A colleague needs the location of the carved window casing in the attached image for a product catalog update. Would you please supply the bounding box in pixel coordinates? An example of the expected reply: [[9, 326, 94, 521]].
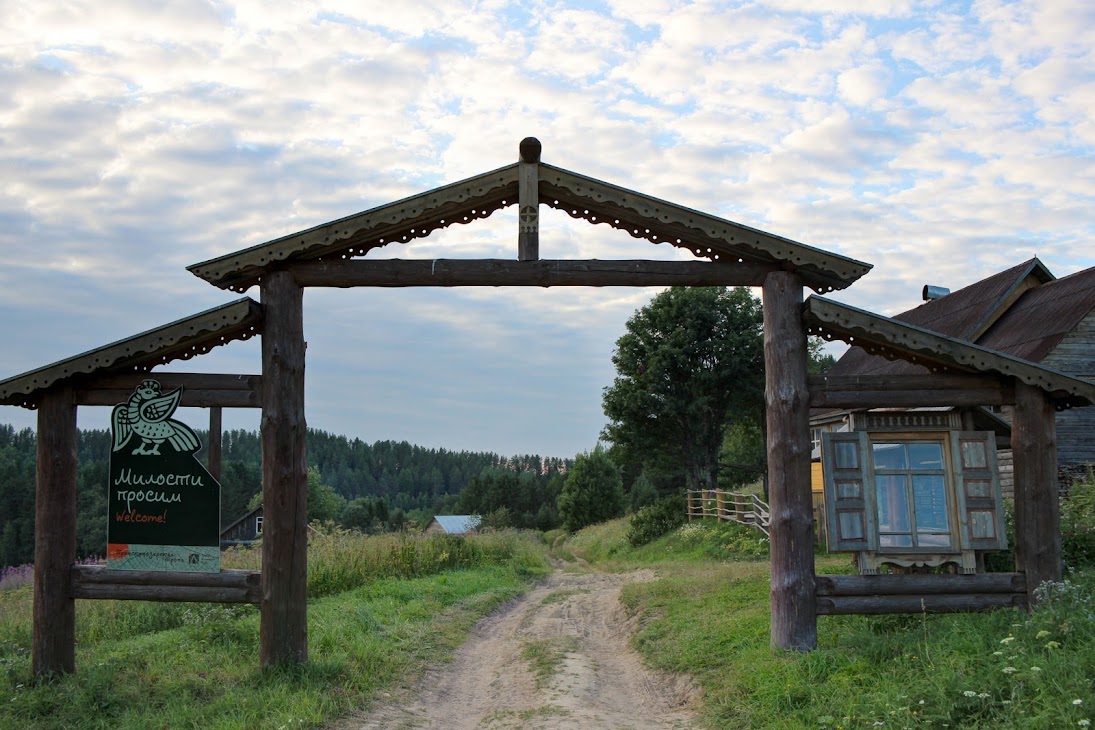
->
[[821, 414, 1007, 575]]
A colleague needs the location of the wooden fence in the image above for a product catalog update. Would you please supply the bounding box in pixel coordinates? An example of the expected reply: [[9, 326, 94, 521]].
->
[[686, 489, 770, 536]]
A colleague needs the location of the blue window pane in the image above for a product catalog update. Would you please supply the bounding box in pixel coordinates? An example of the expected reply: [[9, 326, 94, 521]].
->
[[872, 443, 907, 470], [909, 443, 943, 469], [913, 475, 949, 531], [876, 475, 910, 532]]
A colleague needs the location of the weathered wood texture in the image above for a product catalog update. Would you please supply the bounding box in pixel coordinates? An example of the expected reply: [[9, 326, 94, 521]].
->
[[260, 271, 309, 666], [208, 406, 222, 482], [1043, 309, 1095, 465], [815, 573, 1026, 596], [805, 296, 1095, 409], [763, 271, 817, 651], [32, 386, 78, 675], [288, 259, 778, 288], [817, 594, 1026, 615], [70, 567, 260, 604], [808, 374, 1014, 408], [518, 138, 540, 261], [1012, 381, 1062, 602], [75, 373, 262, 408]]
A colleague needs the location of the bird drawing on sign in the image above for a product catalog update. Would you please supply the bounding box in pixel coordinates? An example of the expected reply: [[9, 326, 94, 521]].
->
[[111, 379, 200, 455]]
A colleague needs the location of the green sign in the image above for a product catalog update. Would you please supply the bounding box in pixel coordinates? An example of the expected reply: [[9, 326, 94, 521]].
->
[[106, 380, 220, 572]]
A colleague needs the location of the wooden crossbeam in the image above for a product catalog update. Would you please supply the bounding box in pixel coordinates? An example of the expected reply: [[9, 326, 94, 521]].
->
[[288, 258, 778, 287], [70, 566, 261, 604], [75, 373, 262, 408], [808, 374, 1015, 408]]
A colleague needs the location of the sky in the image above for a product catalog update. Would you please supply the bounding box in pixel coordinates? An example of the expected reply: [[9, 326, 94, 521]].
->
[[2, 0, 1094, 459]]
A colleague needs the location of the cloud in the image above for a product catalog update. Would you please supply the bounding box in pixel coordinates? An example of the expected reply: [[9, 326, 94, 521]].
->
[[1, 0, 1094, 456]]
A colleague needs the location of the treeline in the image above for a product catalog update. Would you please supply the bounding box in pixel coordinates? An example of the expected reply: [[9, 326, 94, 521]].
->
[[0, 423, 570, 568]]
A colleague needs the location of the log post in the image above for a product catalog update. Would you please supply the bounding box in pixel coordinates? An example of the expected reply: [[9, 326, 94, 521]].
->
[[763, 270, 817, 651], [32, 385, 78, 675], [260, 271, 309, 665], [518, 137, 540, 261], [1011, 380, 1061, 603], [207, 406, 222, 483]]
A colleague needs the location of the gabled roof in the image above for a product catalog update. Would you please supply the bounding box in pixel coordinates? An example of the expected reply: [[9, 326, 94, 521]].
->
[[430, 515, 481, 534], [979, 266, 1095, 364], [188, 139, 872, 294], [0, 298, 262, 408], [805, 295, 1095, 409], [827, 258, 1056, 378]]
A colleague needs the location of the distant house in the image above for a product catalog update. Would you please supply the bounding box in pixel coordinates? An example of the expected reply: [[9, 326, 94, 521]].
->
[[423, 515, 481, 535], [221, 505, 263, 548]]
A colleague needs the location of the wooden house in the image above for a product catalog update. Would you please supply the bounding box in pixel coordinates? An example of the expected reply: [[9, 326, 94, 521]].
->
[[809, 259, 1095, 570], [423, 515, 480, 535], [813, 259, 1095, 489], [221, 506, 263, 548]]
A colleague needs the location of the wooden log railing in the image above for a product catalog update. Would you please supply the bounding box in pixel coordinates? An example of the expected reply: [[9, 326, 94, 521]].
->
[[815, 573, 1028, 615], [686, 489, 771, 536], [70, 566, 261, 604]]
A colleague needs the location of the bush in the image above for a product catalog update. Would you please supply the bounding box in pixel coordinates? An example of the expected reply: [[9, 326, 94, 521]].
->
[[627, 493, 686, 547], [1062, 468, 1095, 569]]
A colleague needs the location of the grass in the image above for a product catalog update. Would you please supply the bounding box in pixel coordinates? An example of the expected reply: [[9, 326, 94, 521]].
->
[[0, 529, 550, 729], [521, 636, 580, 688], [566, 516, 1095, 729]]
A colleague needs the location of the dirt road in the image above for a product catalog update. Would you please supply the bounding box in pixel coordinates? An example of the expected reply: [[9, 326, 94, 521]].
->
[[337, 567, 697, 730]]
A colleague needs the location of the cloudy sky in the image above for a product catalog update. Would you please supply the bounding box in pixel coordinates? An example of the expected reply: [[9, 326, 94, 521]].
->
[[2, 0, 1094, 458]]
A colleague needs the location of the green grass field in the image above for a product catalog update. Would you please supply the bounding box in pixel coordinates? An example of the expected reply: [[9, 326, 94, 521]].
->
[[3, 515, 1094, 728]]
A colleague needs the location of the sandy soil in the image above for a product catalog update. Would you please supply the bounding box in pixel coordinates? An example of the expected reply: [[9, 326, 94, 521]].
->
[[334, 567, 698, 730]]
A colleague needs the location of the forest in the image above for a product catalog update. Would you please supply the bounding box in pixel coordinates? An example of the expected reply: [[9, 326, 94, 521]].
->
[[0, 423, 570, 568]]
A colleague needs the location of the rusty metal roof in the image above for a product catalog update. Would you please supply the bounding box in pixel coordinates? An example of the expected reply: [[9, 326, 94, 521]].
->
[[979, 266, 1095, 363], [0, 298, 263, 408], [188, 140, 872, 294], [827, 258, 1055, 378], [806, 295, 1095, 409]]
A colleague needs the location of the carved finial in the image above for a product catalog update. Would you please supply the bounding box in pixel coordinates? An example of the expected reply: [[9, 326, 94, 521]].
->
[[519, 137, 542, 163]]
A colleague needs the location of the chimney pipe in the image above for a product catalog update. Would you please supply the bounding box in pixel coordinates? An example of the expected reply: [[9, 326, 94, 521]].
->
[[923, 285, 951, 301]]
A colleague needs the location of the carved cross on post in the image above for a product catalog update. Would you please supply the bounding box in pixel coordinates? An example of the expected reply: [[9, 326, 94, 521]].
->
[[518, 137, 540, 261]]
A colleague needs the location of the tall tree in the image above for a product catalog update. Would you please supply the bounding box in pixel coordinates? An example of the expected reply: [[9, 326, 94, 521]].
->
[[602, 286, 764, 491], [557, 445, 624, 532]]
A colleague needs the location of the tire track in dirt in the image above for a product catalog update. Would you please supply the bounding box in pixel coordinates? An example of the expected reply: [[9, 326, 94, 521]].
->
[[335, 567, 697, 730]]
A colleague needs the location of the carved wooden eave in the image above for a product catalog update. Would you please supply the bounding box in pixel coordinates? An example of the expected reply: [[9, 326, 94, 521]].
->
[[188, 164, 521, 292], [538, 163, 871, 293], [805, 295, 1095, 409], [186, 138, 873, 294], [0, 298, 263, 409]]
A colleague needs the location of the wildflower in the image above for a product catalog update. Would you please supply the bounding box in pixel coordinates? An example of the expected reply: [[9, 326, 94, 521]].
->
[[993, 651, 1004, 656], [1002, 701, 1012, 705], [919, 700, 926, 705], [962, 691, 977, 697], [1077, 700, 1085, 706], [1036, 630, 1051, 639], [1003, 667, 1018, 674], [1000, 637, 1016, 644], [1079, 721, 1090, 728], [978, 693, 990, 699], [1047, 641, 1061, 649], [1031, 666, 1042, 672]]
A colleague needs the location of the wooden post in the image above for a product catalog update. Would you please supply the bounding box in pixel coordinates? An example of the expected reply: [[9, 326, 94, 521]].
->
[[518, 137, 540, 261], [208, 406, 222, 483], [763, 270, 817, 651], [1012, 381, 1061, 603], [32, 385, 78, 675], [260, 271, 309, 665]]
